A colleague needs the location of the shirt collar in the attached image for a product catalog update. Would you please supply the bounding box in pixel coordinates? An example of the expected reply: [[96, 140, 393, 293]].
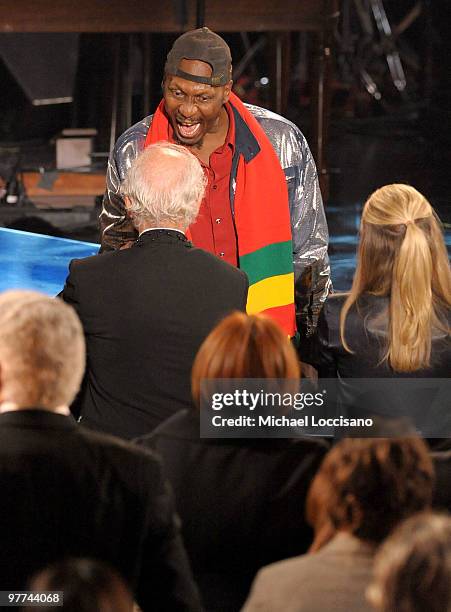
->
[[218, 102, 235, 154]]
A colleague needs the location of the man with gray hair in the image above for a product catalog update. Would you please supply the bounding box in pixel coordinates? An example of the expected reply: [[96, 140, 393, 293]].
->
[[0, 290, 202, 610], [121, 141, 207, 232], [61, 142, 248, 439]]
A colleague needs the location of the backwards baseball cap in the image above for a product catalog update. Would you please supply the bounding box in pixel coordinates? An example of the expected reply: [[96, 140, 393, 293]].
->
[[165, 27, 232, 87]]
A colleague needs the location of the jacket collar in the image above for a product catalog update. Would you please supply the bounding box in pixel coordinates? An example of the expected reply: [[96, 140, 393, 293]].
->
[[319, 532, 377, 557], [139, 227, 186, 238], [134, 228, 191, 248], [0, 409, 77, 431], [230, 104, 260, 163]]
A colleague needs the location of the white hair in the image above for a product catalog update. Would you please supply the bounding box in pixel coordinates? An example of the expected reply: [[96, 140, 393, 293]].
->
[[120, 142, 207, 230], [0, 290, 85, 409]]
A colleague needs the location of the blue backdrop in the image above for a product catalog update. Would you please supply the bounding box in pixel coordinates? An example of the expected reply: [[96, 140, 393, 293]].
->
[[0, 227, 99, 296]]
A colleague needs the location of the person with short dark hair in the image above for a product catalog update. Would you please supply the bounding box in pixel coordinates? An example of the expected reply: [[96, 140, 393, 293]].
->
[[25, 558, 134, 612], [100, 27, 330, 339], [137, 311, 329, 611], [242, 437, 434, 612], [368, 512, 451, 612], [0, 290, 201, 611]]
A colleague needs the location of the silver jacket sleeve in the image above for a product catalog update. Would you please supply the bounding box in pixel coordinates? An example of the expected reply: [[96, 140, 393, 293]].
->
[[99, 116, 151, 251], [249, 105, 331, 335], [100, 106, 331, 334]]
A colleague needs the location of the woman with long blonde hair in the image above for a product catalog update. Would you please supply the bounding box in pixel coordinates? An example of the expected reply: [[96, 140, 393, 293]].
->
[[306, 184, 450, 377]]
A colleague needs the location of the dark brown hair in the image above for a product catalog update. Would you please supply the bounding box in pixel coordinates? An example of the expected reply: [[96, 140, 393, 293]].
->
[[26, 558, 133, 612], [306, 438, 434, 545]]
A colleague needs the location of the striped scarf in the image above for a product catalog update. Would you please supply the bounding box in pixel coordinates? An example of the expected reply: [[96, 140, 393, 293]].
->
[[145, 92, 296, 336]]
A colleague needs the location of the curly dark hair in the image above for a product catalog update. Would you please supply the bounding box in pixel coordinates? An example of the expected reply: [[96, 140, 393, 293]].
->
[[307, 437, 434, 544]]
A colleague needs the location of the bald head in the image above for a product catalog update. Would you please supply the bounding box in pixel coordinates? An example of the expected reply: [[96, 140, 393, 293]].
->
[[0, 290, 85, 411], [120, 142, 206, 231]]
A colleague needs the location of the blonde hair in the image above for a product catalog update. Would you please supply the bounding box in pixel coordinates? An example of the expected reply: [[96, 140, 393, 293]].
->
[[0, 291, 85, 409], [191, 312, 300, 407], [340, 184, 451, 372]]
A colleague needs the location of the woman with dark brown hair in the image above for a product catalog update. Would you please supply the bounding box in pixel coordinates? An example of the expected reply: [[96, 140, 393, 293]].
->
[[243, 436, 434, 612], [137, 311, 329, 612]]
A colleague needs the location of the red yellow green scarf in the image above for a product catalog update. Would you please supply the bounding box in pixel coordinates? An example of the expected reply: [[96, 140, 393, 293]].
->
[[145, 92, 296, 336]]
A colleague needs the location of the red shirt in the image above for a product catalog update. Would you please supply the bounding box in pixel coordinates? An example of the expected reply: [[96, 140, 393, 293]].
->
[[171, 104, 238, 266]]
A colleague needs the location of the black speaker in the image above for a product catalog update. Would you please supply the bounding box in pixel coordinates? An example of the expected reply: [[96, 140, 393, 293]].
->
[[0, 33, 79, 105]]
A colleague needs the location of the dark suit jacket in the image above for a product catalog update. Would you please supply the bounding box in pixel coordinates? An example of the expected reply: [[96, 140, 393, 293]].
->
[[61, 230, 248, 439], [0, 409, 201, 612], [136, 409, 329, 612]]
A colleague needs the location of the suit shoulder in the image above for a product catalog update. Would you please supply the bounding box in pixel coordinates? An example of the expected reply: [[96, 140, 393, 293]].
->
[[188, 248, 248, 280], [257, 553, 312, 586], [75, 426, 162, 473], [326, 292, 348, 305], [268, 547, 331, 576], [324, 293, 390, 321], [324, 293, 348, 313], [113, 115, 152, 158], [245, 104, 311, 166], [246, 103, 300, 134], [68, 249, 123, 273]]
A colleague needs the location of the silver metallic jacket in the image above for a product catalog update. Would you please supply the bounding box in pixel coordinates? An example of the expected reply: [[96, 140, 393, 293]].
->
[[100, 103, 331, 335]]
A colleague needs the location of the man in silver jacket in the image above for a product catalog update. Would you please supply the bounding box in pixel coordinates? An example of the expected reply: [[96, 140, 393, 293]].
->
[[100, 28, 330, 336]]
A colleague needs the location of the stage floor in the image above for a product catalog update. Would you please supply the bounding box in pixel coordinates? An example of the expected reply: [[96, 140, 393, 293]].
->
[[1, 219, 359, 296], [1, 205, 449, 296]]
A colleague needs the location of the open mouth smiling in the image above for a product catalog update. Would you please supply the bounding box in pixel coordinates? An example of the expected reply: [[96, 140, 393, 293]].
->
[[176, 121, 202, 139]]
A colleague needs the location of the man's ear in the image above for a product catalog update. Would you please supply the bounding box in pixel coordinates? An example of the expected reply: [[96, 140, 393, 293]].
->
[[123, 196, 132, 214], [344, 493, 363, 533], [123, 196, 135, 222], [222, 80, 233, 104]]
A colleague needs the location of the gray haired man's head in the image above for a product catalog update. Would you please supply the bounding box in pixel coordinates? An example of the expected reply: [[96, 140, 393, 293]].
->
[[120, 142, 206, 231], [0, 290, 85, 411]]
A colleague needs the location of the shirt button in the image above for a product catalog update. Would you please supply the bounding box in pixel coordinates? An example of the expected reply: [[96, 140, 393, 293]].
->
[[212, 184, 218, 190], [215, 218, 222, 224], [219, 252, 225, 257]]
